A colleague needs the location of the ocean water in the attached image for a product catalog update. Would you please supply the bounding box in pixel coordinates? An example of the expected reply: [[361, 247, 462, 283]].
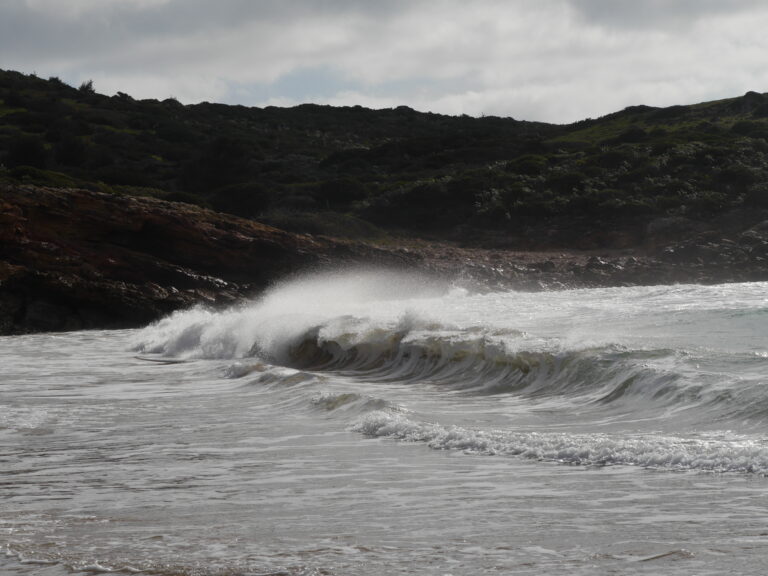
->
[[2, 270, 768, 576]]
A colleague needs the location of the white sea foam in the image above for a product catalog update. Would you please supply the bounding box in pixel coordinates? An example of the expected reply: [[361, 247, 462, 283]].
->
[[352, 410, 768, 473]]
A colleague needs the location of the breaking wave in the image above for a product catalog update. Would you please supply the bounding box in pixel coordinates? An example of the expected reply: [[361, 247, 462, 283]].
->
[[132, 271, 768, 425], [352, 410, 768, 474]]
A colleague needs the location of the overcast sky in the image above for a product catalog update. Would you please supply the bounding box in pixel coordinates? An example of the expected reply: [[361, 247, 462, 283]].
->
[[2, 0, 767, 123]]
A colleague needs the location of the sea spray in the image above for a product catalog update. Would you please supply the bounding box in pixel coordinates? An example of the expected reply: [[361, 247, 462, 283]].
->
[[132, 268, 455, 360]]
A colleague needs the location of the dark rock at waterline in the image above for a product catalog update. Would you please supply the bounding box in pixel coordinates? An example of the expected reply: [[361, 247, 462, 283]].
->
[[0, 184, 416, 334], [655, 225, 768, 282]]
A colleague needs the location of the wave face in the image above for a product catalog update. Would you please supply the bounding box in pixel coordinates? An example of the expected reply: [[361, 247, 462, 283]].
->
[[134, 272, 768, 428]]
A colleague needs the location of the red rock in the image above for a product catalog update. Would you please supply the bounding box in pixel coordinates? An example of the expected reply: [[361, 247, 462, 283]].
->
[[0, 184, 413, 333]]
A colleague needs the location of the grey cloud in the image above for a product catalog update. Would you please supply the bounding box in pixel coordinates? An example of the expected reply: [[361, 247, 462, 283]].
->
[[0, 1, 402, 58], [2, 0, 768, 122], [0, 0, 415, 85], [569, 0, 765, 29]]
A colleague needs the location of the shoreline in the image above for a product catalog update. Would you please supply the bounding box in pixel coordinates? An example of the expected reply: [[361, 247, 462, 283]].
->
[[2, 184, 767, 335]]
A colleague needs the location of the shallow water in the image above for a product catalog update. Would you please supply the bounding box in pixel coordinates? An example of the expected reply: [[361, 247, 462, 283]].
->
[[2, 272, 768, 575]]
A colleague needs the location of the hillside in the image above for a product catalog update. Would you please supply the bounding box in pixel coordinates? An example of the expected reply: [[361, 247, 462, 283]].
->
[[2, 69, 767, 249], [2, 69, 768, 333]]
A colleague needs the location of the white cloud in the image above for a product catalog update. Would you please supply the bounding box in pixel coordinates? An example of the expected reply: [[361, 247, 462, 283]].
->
[[92, 71, 229, 104]]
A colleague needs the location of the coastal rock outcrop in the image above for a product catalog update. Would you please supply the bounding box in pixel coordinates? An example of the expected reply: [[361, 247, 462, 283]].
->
[[0, 184, 413, 334], [2, 184, 767, 335]]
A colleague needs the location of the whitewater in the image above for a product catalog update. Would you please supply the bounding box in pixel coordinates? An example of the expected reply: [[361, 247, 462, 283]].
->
[[2, 270, 767, 575]]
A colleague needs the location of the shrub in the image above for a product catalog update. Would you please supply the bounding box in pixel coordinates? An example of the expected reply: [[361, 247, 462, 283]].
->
[[78, 79, 95, 94], [209, 182, 270, 217], [730, 121, 768, 138], [8, 166, 78, 187], [744, 183, 768, 208], [6, 134, 47, 168], [546, 170, 587, 194], [610, 126, 648, 144], [716, 164, 759, 190], [316, 178, 366, 207], [182, 136, 255, 192], [508, 154, 547, 176], [54, 134, 88, 166], [261, 210, 383, 239]]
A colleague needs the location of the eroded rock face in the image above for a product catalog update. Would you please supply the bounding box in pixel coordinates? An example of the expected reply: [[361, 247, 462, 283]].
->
[[0, 184, 415, 334]]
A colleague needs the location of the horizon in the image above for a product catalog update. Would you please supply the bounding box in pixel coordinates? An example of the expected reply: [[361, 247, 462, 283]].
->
[[2, 1, 768, 124], [5, 66, 763, 127]]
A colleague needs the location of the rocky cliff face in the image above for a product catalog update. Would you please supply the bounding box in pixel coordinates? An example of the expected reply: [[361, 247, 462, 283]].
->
[[0, 184, 415, 334]]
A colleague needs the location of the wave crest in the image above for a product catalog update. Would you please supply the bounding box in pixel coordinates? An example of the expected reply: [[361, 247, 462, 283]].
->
[[353, 411, 768, 473]]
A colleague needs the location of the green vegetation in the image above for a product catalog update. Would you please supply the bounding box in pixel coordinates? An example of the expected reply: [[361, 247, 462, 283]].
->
[[2, 69, 768, 246]]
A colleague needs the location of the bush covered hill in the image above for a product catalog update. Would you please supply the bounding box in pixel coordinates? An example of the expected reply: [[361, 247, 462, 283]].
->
[[2, 68, 768, 249]]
